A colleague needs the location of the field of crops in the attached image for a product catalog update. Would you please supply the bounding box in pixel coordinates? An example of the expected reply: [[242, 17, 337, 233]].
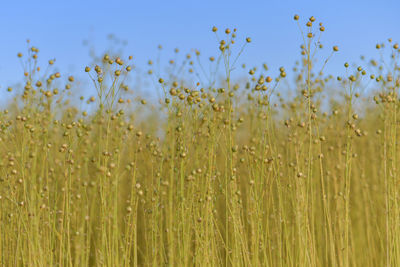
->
[[1, 15, 400, 266]]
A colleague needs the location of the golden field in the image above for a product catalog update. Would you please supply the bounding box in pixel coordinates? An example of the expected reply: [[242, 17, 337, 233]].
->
[[0, 15, 400, 266]]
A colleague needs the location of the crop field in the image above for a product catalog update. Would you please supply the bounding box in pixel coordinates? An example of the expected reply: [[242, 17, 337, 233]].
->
[[0, 15, 400, 266]]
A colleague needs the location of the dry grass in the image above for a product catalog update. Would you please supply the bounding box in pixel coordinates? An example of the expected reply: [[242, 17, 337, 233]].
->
[[0, 15, 400, 266]]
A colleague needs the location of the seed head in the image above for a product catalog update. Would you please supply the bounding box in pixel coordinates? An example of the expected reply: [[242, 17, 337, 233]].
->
[[115, 57, 123, 65]]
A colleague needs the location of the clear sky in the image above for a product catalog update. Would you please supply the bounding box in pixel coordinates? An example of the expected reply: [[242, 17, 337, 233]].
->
[[1, 0, 399, 91]]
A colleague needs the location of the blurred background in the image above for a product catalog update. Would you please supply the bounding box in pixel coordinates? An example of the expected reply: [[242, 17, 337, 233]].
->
[[0, 0, 399, 93]]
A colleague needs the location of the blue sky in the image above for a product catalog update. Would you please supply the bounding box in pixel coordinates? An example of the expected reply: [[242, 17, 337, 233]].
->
[[0, 0, 399, 92]]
